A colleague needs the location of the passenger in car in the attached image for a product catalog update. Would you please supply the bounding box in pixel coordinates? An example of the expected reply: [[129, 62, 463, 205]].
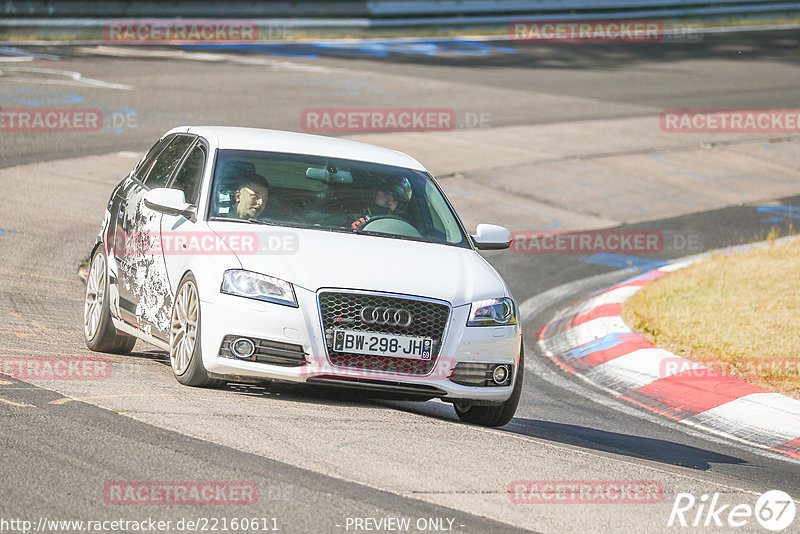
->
[[228, 175, 270, 219]]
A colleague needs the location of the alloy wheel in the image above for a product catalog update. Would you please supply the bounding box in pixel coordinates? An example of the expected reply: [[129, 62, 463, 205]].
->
[[84, 252, 106, 341], [170, 280, 199, 375]]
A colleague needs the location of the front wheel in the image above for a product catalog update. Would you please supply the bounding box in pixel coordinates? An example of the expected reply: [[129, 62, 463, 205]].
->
[[170, 273, 221, 388], [454, 342, 524, 427]]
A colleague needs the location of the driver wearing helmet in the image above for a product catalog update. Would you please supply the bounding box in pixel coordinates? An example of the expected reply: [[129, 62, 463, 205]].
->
[[351, 176, 412, 231]]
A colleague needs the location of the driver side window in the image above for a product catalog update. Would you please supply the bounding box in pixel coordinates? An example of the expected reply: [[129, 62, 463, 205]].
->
[[170, 145, 206, 205]]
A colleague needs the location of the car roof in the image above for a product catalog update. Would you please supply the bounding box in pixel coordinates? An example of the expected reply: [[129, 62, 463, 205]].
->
[[170, 126, 428, 172]]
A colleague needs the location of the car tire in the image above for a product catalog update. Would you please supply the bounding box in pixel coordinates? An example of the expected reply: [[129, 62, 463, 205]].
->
[[454, 341, 524, 428], [84, 247, 137, 354], [170, 273, 222, 388]]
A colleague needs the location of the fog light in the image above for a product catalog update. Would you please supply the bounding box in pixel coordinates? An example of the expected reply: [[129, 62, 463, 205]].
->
[[231, 337, 256, 359], [492, 364, 510, 385]]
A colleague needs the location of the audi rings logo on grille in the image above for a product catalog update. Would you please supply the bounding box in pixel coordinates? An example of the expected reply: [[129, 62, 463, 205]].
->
[[360, 306, 413, 327]]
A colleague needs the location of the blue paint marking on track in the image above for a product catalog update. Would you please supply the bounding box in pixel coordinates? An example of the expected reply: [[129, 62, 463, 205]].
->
[[0, 88, 84, 107], [563, 333, 628, 360], [182, 39, 517, 59], [582, 254, 668, 271], [756, 206, 800, 220], [182, 43, 320, 58], [761, 217, 785, 223], [0, 230, 6, 236], [310, 39, 517, 58]]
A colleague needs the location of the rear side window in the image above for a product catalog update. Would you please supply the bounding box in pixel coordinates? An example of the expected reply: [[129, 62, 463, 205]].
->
[[170, 144, 206, 205], [143, 135, 194, 189], [133, 134, 174, 182]]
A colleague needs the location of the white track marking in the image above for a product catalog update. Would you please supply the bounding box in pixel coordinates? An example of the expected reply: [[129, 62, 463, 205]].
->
[[687, 393, 800, 447], [77, 46, 332, 73], [586, 348, 698, 391], [543, 316, 630, 351], [0, 66, 132, 89]]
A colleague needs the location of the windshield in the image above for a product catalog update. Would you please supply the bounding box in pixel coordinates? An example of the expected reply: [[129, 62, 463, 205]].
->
[[208, 149, 469, 247]]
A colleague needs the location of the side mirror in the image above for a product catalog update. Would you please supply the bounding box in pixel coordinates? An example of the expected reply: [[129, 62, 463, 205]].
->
[[471, 224, 513, 250], [144, 188, 195, 218]]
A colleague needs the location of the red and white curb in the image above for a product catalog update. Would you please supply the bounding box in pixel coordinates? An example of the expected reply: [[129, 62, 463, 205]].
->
[[537, 260, 800, 461]]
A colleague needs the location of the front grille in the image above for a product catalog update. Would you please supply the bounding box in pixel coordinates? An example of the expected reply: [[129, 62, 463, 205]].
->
[[318, 291, 450, 375], [219, 335, 307, 366]]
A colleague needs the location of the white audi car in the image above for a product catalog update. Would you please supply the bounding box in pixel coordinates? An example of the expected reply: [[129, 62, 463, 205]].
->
[[84, 126, 523, 426]]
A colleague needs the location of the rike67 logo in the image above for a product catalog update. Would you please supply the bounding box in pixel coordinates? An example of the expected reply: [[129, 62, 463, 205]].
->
[[668, 490, 796, 531]]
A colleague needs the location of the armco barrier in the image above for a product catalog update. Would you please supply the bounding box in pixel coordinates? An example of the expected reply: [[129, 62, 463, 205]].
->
[[1, 0, 799, 23], [0, 1, 367, 18], [368, 0, 799, 16]]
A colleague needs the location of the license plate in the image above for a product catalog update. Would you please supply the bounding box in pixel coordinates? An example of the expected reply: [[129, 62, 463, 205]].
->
[[332, 329, 433, 361]]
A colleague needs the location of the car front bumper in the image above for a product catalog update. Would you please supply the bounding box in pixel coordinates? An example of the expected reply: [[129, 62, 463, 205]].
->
[[200, 287, 522, 402]]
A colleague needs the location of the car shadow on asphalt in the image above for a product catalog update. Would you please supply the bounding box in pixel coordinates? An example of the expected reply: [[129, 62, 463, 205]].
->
[[224, 380, 418, 409], [373, 399, 750, 471], [503, 418, 746, 470]]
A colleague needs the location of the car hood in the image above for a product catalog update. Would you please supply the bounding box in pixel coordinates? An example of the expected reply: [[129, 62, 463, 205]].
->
[[207, 221, 507, 306]]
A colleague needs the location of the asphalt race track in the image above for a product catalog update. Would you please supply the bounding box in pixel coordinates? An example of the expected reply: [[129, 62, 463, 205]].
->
[[1, 30, 800, 533]]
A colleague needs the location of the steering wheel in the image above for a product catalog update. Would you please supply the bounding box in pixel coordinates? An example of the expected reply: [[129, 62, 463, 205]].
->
[[359, 215, 422, 238]]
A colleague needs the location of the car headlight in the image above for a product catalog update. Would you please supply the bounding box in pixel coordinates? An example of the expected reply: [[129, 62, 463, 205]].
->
[[467, 297, 517, 326], [221, 270, 297, 308]]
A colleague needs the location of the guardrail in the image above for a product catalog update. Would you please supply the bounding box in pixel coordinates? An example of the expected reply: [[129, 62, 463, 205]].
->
[[369, 0, 800, 26], [368, 0, 799, 16], [1, 0, 798, 41], [1, 0, 799, 20]]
